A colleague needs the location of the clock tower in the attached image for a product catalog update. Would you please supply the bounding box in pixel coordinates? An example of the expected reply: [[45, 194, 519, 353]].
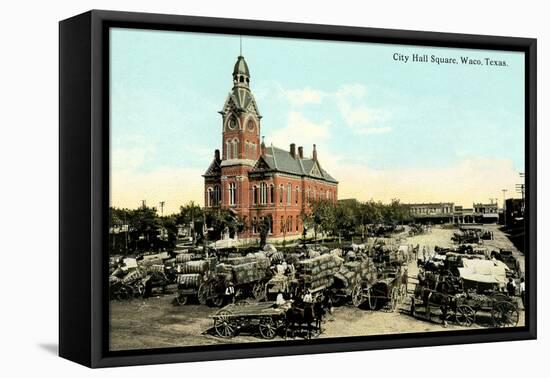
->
[[214, 55, 263, 213], [219, 55, 261, 163]]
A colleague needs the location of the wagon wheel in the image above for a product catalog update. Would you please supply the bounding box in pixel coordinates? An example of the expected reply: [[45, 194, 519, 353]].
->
[[491, 301, 519, 328], [455, 305, 475, 327], [134, 282, 146, 298], [390, 287, 399, 312], [174, 293, 188, 306], [214, 310, 236, 338], [351, 284, 364, 307], [210, 293, 225, 307], [258, 317, 278, 339], [116, 285, 134, 301], [366, 288, 378, 310], [252, 282, 267, 301], [197, 282, 209, 305]]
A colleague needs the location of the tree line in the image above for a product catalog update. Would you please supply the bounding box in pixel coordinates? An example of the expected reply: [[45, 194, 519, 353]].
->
[[109, 198, 411, 255]]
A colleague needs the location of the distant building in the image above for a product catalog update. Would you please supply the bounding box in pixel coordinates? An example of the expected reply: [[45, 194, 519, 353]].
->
[[473, 202, 499, 223], [406, 201, 499, 224], [505, 198, 525, 227], [406, 202, 455, 224]]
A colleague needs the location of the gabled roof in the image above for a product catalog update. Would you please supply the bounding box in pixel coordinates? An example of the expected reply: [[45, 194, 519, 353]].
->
[[203, 157, 221, 177], [251, 146, 338, 183], [221, 88, 261, 117]]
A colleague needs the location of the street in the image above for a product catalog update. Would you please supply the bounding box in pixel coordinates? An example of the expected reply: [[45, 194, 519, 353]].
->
[[110, 226, 525, 351]]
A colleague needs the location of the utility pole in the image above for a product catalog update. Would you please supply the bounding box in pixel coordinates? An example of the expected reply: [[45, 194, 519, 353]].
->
[[502, 189, 508, 226], [159, 201, 165, 216], [203, 212, 208, 258], [124, 212, 128, 255]]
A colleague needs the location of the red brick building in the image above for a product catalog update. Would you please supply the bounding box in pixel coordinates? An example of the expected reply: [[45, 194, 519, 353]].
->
[[203, 56, 338, 241]]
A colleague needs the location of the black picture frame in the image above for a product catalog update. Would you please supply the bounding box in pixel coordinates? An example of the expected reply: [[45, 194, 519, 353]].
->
[[59, 9, 537, 368]]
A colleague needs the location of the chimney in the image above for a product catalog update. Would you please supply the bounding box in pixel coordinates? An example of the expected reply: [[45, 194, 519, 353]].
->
[[261, 137, 266, 156], [312, 144, 317, 160], [290, 143, 296, 159], [298, 146, 304, 159], [214, 149, 221, 161]]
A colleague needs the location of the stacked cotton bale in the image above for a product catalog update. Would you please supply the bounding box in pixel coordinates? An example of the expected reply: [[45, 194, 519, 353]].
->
[[180, 260, 210, 274], [215, 263, 234, 282], [231, 261, 267, 284], [121, 268, 145, 284], [175, 253, 193, 264], [109, 275, 120, 285], [297, 254, 343, 291], [147, 264, 165, 274], [176, 273, 202, 289], [222, 255, 270, 270], [336, 258, 376, 288], [139, 257, 163, 267]]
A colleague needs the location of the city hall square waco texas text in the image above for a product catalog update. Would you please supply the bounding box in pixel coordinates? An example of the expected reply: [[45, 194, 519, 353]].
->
[[108, 29, 527, 350]]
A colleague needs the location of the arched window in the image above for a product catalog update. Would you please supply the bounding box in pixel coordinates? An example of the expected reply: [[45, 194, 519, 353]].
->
[[229, 183, 236, 206], [295, 186, 299, 205], [288, 216, 292, 232], [280, 216, 284, 234], [269, 184, 275, 204], [287, 184, 292, 205], [260, 182, 267, 205], [232, 139, 238, 159], [296, 217, 299, 232], [252, 186, 258, 205], [213, 185, 220, 206], [206, 187, 213, 207], [226, 140, 231, 159], [279, 185, 284, 204]]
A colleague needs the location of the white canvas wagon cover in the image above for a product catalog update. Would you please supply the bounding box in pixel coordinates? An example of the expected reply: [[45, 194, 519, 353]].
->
[[458, 259, 508, 284]]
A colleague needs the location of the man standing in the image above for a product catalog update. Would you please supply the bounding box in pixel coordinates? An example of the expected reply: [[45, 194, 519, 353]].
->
[[303, 289, 313, 304], [506, 277, 516, 297], [225, 281, 236, 304], [519, 277, 525, 308]]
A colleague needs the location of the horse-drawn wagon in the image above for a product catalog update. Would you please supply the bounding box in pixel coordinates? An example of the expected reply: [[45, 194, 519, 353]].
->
[[351, 265, 406, 311], [191, 253, 271, 307], [330, 258, 375, 306], [210, 301, 287, 339], [411, 258, 519, 327]]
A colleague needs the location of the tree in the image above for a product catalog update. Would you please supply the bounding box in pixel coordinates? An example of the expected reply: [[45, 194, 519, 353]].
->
[[176, 201, 203, 244], [205, 209, 243, 241], [306, 198, 337, 244]]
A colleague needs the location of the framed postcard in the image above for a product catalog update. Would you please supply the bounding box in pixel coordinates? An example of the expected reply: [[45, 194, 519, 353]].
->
[[59, 10, 536, 368]]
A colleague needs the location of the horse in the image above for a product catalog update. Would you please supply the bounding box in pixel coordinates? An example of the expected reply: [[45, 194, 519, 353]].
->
[[285, 304, 314, 339]]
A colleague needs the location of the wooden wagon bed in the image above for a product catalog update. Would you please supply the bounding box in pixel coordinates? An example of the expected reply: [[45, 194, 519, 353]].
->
[[209, 301, 287, 339]]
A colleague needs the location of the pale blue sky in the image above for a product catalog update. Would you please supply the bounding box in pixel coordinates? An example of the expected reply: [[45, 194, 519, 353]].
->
[[110, 27, 525, 212]]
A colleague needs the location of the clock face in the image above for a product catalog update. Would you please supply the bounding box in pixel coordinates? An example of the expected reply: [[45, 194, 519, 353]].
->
[[228, 116, 237, 130], [247, 120, 255, 132]]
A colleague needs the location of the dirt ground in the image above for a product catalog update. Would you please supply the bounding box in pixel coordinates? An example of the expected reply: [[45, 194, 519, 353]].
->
[[110, 225, 525, 351]]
